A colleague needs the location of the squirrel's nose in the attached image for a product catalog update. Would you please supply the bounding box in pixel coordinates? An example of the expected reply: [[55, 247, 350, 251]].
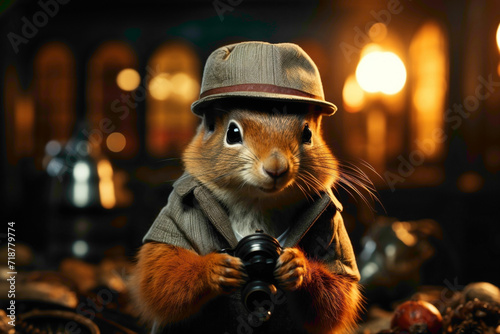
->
[[264, 165, 289, 179], [263, 153, 289, 179]]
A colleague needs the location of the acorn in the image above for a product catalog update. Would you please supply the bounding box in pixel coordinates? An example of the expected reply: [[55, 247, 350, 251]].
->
[[391, 300, 443, 334], [462, 282, 500, 305]]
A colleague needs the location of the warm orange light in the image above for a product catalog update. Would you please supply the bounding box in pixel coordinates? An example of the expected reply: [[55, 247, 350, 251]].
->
[[496, 23, 500, 52], [457, 171, 483, 193], [171, 73, 199, 101], [410, 22, 447, 159], [116, 68, 140, 91], [149, 73, 173, 100], [342, 75, 365, 112], [392, 222, 417, 246], [366, 109, 386, 171], [149, 72, 199, 101], [356, 50, 406, 95], [97, 159, 116, 209], [106, 132, 126, 153], [368, 23, 388, 42]]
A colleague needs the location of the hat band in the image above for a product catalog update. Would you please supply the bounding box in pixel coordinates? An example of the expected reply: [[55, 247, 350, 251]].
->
[[199, 83, 323, 100]]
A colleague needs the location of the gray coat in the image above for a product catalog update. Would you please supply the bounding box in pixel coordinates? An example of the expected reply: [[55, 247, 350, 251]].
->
[[143, 173, 360, 333]]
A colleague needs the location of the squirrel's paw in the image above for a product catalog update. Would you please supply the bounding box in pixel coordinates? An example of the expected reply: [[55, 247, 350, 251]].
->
[[274, 248, 310, 291], [207, 253, 247, 294]]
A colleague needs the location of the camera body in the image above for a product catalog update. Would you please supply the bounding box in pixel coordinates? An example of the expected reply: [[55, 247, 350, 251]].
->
[[222, 230, 282, 321]]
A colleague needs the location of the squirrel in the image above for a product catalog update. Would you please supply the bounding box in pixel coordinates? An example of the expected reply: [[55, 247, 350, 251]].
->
[[131, 42, 365, 334]]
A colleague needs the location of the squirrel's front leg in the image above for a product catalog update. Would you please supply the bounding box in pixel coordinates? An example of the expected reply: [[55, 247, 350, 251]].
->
[[132, 242, 247, 325], [274, 248, 363, 334]]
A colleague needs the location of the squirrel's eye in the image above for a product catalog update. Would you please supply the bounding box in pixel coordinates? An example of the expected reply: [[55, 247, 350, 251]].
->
[[302, 124, 312, 144], [226, 122, 242, 145]]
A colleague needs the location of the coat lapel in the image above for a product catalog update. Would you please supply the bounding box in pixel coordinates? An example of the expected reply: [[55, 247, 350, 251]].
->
[[283, 195, 332, 248], [193, 186, 239, 248], [173, 173, 342, 250]]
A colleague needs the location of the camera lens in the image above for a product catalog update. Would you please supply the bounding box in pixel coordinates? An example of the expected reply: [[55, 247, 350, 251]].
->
[[242, 280, 277, 322], [233, 230, 282, 321]]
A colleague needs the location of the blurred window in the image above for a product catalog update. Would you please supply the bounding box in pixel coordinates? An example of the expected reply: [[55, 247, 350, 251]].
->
[[87, 41, 139, 159], [146, 42, 200, 158]]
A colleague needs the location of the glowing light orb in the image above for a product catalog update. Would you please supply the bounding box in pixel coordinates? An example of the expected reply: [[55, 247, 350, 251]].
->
[[496, 23, 500, 52], [106, 132, 126, 153], [73, 161, 90, 181], [149, 73, 173, 100], [116, 68, 141, 91], [171, 73, 199, 101], [356, 51, 407, 95], [342, 74, 365, 112], [72, 240, 89, 257]]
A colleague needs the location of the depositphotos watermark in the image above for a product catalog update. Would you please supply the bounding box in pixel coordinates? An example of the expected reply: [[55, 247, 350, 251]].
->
[[6, 0, 70, 54]]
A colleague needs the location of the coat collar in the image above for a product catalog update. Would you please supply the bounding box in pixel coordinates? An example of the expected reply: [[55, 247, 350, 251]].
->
[[173, 173, 343, 249], [174, 174, 239, 248]]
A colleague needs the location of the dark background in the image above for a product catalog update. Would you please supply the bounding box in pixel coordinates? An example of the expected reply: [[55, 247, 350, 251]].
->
[[1, 0, 499, 301]]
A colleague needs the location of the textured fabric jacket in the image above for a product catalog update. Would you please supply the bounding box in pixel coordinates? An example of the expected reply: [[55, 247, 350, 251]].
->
[[143, 173, 360, 333]]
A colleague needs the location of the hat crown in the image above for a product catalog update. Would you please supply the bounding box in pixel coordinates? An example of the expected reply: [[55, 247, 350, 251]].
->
[[191, 41, 337, 116], [200, 41, 325, 99]]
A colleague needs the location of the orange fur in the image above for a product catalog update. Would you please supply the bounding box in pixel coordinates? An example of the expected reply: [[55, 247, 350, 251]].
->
[[130, 242, 246, 325], [132, 103, 364, 332], [276, 248, 363, 333], [302, 261, 363, 333]]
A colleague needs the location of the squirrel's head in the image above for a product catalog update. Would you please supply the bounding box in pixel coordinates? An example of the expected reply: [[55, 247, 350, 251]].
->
[[183, 99, 339, 203]]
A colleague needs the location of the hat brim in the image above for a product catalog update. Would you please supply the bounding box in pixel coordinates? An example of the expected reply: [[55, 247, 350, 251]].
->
[[191, 91, 337, 117]]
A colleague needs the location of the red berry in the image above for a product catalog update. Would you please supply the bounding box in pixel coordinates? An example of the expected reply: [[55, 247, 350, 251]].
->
[[391, 300, 443, 334]]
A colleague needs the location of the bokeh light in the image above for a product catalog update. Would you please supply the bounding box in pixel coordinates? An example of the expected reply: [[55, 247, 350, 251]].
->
[[116, 68, 141, 91], [496, 22, 500, 52], [72, 240, 89, 257], [97, 159, 116, 209], [457, 171, 483, 193], [171, 73, 199, 101], [356, 51, 407, 95], [45, 140, 61, 156], [342, 74, 365, 112], [73, 161, 90, 182], [149, 72, 199, 101], [72, 161, 90, 208], [149, 73, 173, 100], [106, 132, 126, 153]]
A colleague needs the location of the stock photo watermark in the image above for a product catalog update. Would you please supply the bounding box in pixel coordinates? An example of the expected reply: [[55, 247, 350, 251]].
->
[[384, 74, 500, 191], [47, 64, 165, 181], [224, 288, 287, 334], [212, 0, 244, 22], [3, 222, 17, 327], [339, 0, 412, 63]]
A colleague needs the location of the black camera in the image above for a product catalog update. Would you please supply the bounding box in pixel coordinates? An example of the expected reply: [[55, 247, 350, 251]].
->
[[222, 230, 282, 321]]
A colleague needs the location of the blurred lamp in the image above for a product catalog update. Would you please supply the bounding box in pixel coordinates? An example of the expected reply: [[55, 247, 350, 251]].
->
[[171, 73, 199, 101], [45, 140, 62, 156], [72, 161, 91, 207], [496, 22, 500, 52], [106, 132, 126, 153], [72, 240, 89, 257], [149, 72, 199, 101], [342, 74, 365, 112], [116, 68, 141, 91], [97, 159, 116, 209], [149, 73, 173, 100], [356, 51, 407, 95]]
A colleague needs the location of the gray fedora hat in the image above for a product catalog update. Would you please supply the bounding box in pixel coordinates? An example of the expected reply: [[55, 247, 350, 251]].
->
[[191, 41, 337, 116]]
